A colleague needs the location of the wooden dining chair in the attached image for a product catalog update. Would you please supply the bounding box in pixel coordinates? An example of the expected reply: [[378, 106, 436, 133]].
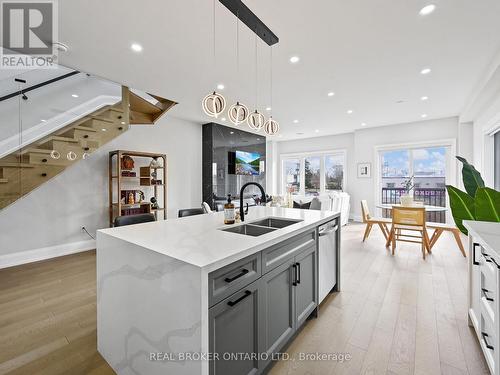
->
[[385, 206, 431, 259], [361, 200, 391, 241]]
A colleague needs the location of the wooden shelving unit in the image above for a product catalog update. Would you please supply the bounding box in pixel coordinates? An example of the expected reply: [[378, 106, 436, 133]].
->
[[109, 150, 167, 226]]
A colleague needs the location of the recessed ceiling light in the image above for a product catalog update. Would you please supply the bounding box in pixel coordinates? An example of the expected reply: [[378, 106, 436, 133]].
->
[[293, 120, 299, 124], [421, 96, 429, 101], [229, 131, 234, 134], [101, 128, 107, 132], [327, 92, 335, 97], [420, 68, 431, 75], [217, 83, 225, 90], [221, 117, 226, 122], [71, 94, 79, 98], [289, 56, 300, 64], [131, 43, 143, 52], [419, 4, 436, 16], [361, 123, 367, 127], [315, 129, 319, 133], [256, 138, 260, 141], [121, 121, 126, 125], [265, 107, 271, 111], [347, 110, 353, 114], [421, 114, 428, 118], [41, 119, 47, 122]]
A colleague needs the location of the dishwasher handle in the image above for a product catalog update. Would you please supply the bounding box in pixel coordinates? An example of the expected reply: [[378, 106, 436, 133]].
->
[[319, 225, 338, 237]]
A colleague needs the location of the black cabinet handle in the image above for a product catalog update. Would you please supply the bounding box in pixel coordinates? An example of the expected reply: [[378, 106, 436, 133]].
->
[[227, 290, 251, 307], [473, 243, 480, 265], [482, 332, 494, 350], [296, 262, 301, 285], [482, 288, 495, 302], [292, 264, 297, 286], [224, 269, 249, 283]]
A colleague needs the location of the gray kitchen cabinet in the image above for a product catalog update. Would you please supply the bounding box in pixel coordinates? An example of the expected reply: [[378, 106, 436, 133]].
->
[[209, 279, 262, 375], [260, 258, 296, 368], [295, 244, 318, 327]]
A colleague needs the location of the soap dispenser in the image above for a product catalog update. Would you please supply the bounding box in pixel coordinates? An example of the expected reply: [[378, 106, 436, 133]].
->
[[224, 194, 235, 225]]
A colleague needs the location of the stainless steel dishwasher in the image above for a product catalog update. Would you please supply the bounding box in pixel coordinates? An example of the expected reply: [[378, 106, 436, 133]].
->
[[318, 219, 339, 303]]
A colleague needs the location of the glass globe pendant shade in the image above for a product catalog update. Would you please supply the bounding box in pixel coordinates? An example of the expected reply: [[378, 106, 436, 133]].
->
[[247, 110, 265, 131], [66, 151, 77, 161], [50, 150, 60, 159], [264, 116, 280, 135], [202, 91, 226, 118], [228, 101, 249, 125]]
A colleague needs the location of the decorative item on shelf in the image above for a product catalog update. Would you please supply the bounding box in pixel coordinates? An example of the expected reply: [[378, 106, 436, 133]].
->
[[264, 116, 279, 135], [121, 171, 137, 177], [120, 197, 125, 204], [150, 157, 160, 169], [121, 155, 135, 170], [228, 101, 249, 125], [247, 110, 265, 131], [127, 192, 135, 205], [400, 175, 415, 206], [150, 197, 159, 209], [446, 156, 500, 234], [136, 190, 145, 203], [151, 171, 157, 179]]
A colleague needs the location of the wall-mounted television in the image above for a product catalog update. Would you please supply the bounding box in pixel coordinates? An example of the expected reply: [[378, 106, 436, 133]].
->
[[233, 150, 260, 175]]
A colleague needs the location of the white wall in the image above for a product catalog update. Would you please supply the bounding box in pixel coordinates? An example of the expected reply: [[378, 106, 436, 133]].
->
[[274, 117, 460, 222], [0, 115, 202, 263]]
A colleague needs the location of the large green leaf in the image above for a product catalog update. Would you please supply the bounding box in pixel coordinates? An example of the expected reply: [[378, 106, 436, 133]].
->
[[446, 185, 475, 235], [456, 156, 485, 198], [476, 187, 500, 222]]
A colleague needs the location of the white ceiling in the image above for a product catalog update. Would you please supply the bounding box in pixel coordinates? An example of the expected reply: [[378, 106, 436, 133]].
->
[[57, 0, 500, 140]]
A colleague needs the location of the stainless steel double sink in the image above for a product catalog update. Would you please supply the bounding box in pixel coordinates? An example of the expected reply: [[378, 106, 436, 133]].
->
[[220, 217, 303, 237]]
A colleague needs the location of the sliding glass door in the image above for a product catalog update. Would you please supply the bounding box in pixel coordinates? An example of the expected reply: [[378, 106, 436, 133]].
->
[[380, 146, 448, 223]]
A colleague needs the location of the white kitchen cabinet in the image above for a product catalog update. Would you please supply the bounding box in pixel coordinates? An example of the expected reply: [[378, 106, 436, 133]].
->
[[466, 221, 500, 375]]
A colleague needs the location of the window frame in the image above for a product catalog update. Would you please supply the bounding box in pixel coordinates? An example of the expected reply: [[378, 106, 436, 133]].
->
[[280, 149, 347, 196]]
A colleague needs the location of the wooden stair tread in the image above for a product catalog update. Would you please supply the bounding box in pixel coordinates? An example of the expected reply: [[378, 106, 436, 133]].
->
[[0, 178, 7, 183], [71, 126, 98, 133], [129, 92, 163, 115], [20, 148, 53, 155], [89, 115, 115, 124], [40, 136, 79, 144], [0, 162, 35, 168]]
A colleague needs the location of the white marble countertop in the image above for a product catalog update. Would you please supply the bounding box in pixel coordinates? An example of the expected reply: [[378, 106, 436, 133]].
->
[[464, 220, 500, 257], [98, 206, 339, 271]]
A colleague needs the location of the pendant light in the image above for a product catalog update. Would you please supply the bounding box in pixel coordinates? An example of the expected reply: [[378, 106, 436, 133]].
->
[[202, 0, 226, 118], [247, 34, 264, 131], [264, 46, 279, 135], [229, 9, 249, 125]]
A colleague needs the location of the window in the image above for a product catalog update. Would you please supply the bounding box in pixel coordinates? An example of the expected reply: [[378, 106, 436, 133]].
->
[[283, 158, 301, 195], [281, 151, 346, 196], [304, 156, 321, 195], [379, 146, 448, 223], [325, 154, 344, 191]]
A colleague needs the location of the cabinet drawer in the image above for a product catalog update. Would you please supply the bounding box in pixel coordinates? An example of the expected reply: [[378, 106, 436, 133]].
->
[[480, 313, 496, 374], [209, 253, 261, 307], [262, 230, 316, 274]]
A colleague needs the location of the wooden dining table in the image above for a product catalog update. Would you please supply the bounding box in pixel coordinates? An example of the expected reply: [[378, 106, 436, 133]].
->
[[375, 204, 465, 256], [376, 203, 447, 212]]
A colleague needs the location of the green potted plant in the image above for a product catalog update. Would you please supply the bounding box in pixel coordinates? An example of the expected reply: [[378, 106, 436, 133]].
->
[[446, 157, 500, 234]]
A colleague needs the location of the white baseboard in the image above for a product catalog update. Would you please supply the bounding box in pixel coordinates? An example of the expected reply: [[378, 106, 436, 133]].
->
[[0, 239, 96, 269], [349, 213, 363, 222]]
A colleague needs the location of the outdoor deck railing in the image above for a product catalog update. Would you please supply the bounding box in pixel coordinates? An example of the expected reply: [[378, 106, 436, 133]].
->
[[381, 187, 446, 223]]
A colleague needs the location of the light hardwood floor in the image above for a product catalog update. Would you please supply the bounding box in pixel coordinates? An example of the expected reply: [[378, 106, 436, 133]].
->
[[0, 223, 488, 375]]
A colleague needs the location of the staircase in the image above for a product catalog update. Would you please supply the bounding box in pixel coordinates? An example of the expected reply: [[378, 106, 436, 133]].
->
[[0, 86, 176, 210]]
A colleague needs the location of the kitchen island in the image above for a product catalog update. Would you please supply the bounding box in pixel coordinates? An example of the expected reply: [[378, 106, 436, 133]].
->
[[97, 206, 340, 375]]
